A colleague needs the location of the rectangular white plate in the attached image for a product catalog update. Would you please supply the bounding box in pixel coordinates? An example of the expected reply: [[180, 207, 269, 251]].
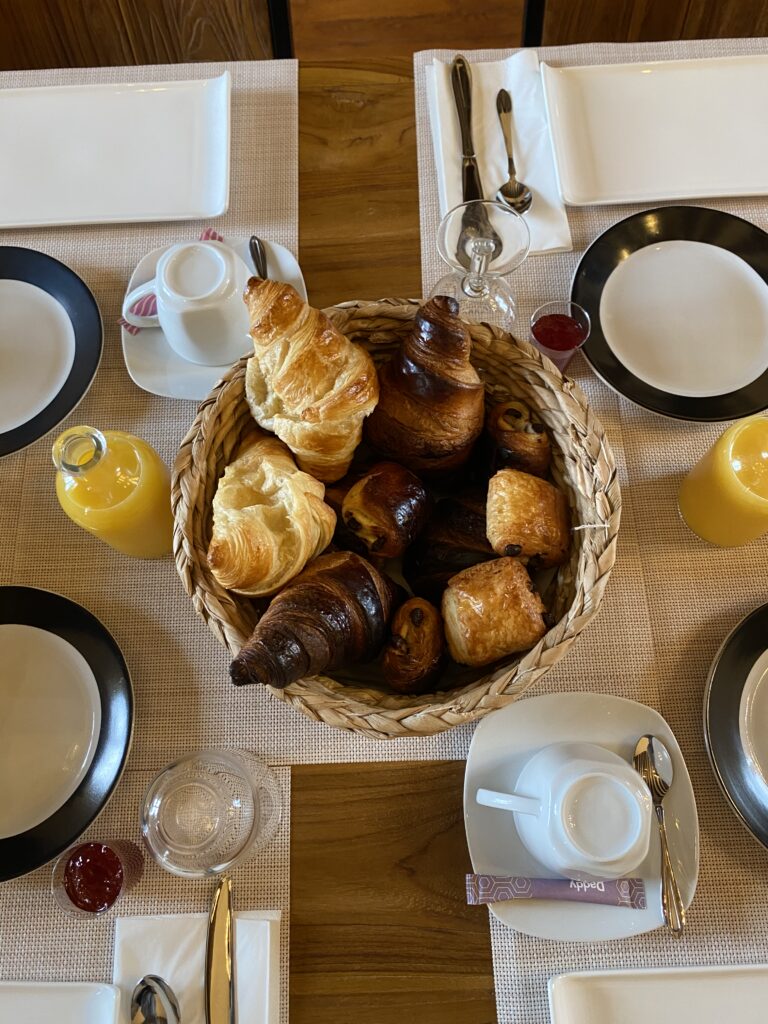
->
[[549, 964, 768, 1024], [0, 72, 230, 227], [0, 982, 119, 1023], [541, 55, 768, 205]]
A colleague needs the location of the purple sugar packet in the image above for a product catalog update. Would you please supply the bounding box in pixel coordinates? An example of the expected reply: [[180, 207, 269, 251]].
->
[[466, 874, 646, 909]]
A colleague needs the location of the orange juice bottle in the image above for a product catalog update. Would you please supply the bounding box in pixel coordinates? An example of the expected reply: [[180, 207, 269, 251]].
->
[[52, 426, 173, 558], [678, 415, 768, 546]]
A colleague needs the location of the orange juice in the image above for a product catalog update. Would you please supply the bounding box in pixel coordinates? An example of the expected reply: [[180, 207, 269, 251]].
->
[[53, 426, 173, 558], [678, 415, 768, 546]]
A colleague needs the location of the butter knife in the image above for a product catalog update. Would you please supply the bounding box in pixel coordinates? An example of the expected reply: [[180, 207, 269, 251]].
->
[[248, 235, 268, 279], [205, 875, 235, 1024], [450, 55, 484, 203]]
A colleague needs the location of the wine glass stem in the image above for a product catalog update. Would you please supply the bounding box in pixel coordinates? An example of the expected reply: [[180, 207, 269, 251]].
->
[[463, 239, 494, 298]]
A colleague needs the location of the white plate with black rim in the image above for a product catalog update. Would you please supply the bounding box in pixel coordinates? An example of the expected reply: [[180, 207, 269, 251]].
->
[[572, 206, 768, 421], [0, 247, 102, 457], [0, 587, 132, 881], [704, 602, 768, 849]]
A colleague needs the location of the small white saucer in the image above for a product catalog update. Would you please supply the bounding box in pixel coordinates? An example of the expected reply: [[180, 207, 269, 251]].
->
[[463, 692, 699, 942], [121, 237, 307, 401]]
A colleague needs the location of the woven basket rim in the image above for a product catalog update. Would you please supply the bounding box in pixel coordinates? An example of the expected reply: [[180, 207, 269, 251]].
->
[[172, 298, 621, 740]]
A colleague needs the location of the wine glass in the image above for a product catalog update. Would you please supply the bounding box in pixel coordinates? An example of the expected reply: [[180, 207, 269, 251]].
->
[[430, 200, 530, 332]]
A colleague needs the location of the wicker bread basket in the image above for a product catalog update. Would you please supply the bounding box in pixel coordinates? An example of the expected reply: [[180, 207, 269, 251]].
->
[[172, 299, 620, 740]]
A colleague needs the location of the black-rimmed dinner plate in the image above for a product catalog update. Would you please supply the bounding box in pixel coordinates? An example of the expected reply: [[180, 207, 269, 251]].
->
[[0, 587, 132, 881], [572, 206, 768, 421], [704, 602, 768, 849], [0, 247, 102, 457]]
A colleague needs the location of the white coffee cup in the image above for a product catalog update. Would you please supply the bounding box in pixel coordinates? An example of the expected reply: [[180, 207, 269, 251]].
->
[[476, 742, 652, 880], [122, 241, 252, 367]]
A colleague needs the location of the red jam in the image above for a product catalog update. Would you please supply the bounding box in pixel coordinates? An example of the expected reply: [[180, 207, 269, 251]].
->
[[532, 313, 588, 352], [63, 842, 124, 913]]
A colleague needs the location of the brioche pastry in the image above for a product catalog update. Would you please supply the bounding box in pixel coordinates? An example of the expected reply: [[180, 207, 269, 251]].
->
[[230, 551, 397, 688], [342, 462, 430, 559], [381, 597, 445, 694], [486, 468, 570, 569], [365, 296, 484, 476], [207, 433, 335, 597], [442, 557, 547, 667], [244, 279, 379, 482]]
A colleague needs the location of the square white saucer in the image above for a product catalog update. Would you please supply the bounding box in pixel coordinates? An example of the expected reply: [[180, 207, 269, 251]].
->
[[463, 692, 699, 941], [121, 237, 306, 402]]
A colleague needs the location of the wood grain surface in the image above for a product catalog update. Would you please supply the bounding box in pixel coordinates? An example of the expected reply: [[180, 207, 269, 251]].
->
[[0, 0, 272, 69], [298, 58, 423, 308], [290, 761, 496, 1024]]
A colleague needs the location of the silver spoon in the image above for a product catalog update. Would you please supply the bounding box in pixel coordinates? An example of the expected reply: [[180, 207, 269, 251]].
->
[[131, 975, 181, 1024], [495, 89, 533, 214], [633, 734, 686, 937]]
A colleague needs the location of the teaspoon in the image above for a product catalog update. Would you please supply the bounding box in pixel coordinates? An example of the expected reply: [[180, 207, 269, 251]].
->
[[633, 734, 686, 936], [131, 974, 182, 1024], [495, 89, 533, 214]]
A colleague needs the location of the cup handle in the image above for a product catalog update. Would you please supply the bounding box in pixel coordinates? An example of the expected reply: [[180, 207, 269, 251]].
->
[[476, 788, 540, 816], [122, 280, 159, 328]]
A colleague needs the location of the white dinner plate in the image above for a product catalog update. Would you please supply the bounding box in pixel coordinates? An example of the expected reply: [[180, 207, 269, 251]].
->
[[0, 624, 101, 839], [599, 241, 768, 398], [739, 649, 768, 797], [549, 964, 768, 1024], [542, 55, 768, 205], [0, 73, 230, 228], [121, 237, 306, 401], [0, 982, 119, 1024], [463, 692, 699, 941]]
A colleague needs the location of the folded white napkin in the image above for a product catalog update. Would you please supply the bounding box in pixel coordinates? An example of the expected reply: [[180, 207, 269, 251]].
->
[[113, 911, 280, 1024], [425, 51, 572, 255]]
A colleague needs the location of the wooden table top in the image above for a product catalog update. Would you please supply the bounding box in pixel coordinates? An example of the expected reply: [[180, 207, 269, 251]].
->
[[292, 59, 496, 1024]]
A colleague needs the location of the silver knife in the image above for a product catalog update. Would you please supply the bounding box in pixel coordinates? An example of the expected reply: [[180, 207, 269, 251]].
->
[[205, 875, 235, 1024], [248, 235, 268, 279], [450, 55, 484, 203]]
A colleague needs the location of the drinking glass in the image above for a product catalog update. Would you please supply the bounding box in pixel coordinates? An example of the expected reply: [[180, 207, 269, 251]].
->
[[678, 415, 768, 546], [51, 840, 143, 918], [530, 300, 591, 372], [430, 200, 530, 331], [141, 749, 282, 878]]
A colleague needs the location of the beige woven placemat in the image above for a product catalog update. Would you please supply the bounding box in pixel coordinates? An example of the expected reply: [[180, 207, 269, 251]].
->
[[415, 39, 768, 1023], [0, 766, 291, 1024]]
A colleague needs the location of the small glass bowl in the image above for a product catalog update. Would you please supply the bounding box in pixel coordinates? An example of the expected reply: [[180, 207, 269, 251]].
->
[[51, 840, 143, 918], [140, 749, 281, 878]]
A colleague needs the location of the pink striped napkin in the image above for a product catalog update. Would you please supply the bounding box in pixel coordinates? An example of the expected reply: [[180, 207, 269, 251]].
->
[[119, 227, 225, 335]]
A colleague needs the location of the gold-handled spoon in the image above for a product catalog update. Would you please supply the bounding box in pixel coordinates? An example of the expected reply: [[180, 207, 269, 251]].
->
[[633, 734, 686, 937]]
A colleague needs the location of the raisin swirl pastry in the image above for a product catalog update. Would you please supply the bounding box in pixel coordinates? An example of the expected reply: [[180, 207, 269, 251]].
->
[[342, 462, 430, 559], [365, 296, 485, 477], [230, 551, 396, 689], [485, 400, 551, 478], [381, 597, 445, 694]]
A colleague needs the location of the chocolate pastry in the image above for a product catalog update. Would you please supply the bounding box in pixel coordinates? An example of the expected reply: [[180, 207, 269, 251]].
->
[[442, 557, 548, 667], [381, 597, 445, 694], [486, 468, 570, 569], [230, 551, 396, 688], [365, 296, 485, 477], [342, 462, 430, 559]]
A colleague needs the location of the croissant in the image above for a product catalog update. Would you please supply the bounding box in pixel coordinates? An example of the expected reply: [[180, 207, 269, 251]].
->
[[244, 279, 379, 483], [207, 433, 336, 596], [442, 558, 547, 667], [486, 468, 570, 569], [342, 462, 430, 558], [365, 296, 485, 476], [485, 400, 551, 478], [230, 551, 397, 688], [402, 492, 494, 603], [381, 597, 445, 694]]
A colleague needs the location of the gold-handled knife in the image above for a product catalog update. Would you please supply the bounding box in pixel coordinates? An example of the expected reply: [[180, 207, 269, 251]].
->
[[205, 875, 236, 1024]]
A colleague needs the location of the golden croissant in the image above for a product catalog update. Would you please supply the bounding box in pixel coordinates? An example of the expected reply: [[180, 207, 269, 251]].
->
[[207, 432, 336, 597], [244, 278, 379, 483]]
